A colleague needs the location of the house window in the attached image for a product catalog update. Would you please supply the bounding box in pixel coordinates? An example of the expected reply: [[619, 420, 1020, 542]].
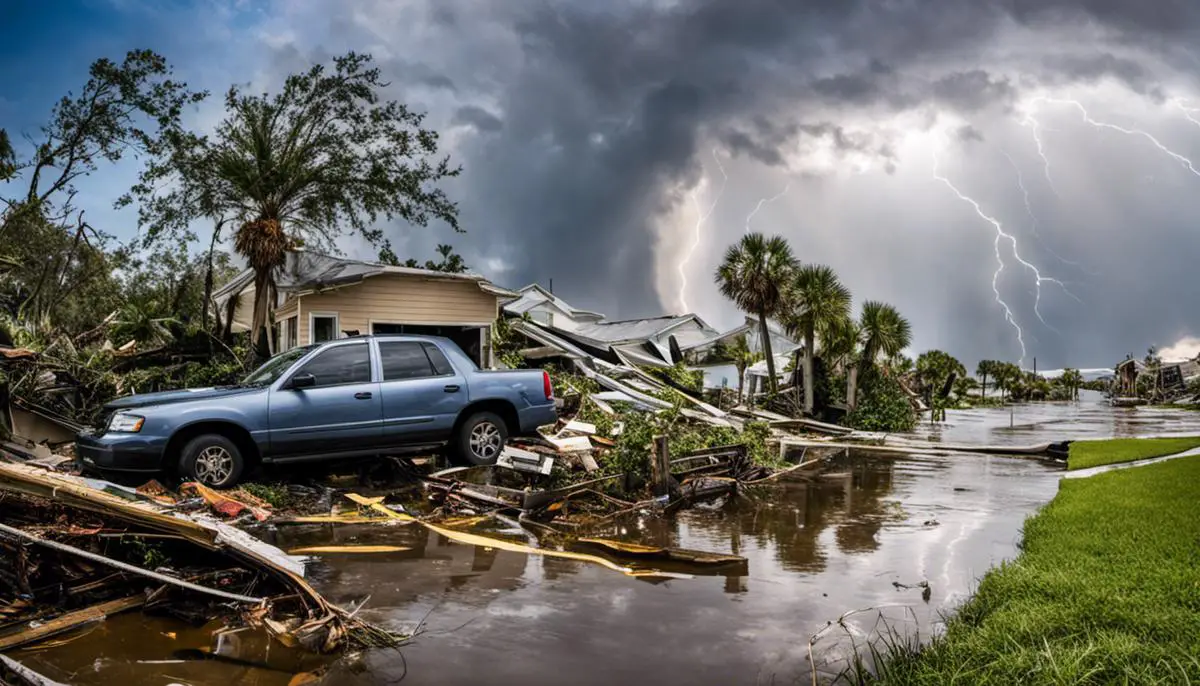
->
[[311, 313, 339, 344], [282, 317, 298, 350]]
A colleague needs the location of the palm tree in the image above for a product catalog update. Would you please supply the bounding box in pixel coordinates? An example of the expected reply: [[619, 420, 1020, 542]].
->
[[976, 360, 994, 398], [782, 264, 851, 415], [847, 301, 911, 409], [1060, 368, 1083, 401], [715, 233, 798, 393], [232, 218, 293, 354], [859, 301, 912, 366], [726, 334, 760, 403]]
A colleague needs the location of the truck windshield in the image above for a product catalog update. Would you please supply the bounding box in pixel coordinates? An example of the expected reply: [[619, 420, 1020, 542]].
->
[[240, 345, 315, 386]]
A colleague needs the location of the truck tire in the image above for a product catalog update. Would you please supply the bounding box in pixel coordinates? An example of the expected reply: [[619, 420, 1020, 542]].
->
[[454, 411, 508, 466], [179, 434, 245, 489]]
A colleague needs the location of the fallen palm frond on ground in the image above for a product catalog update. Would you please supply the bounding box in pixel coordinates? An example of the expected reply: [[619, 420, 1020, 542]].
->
[[1066, 435, 1200, 470], [0, 463, 405, 655], [873, 454, 1200, 685]]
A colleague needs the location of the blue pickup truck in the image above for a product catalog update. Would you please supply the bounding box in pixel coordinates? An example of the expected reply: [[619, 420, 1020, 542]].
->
[[75, 335, 558, 488]]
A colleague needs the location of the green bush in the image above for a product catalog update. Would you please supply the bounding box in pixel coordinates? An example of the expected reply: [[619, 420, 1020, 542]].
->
[[846, 368, 917, 432]]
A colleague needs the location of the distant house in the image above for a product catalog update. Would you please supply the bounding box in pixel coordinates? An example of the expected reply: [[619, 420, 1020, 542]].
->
[[1115, 355, 1200, 396], [213, 251, 518, 367], [503, 284, 722, 368]]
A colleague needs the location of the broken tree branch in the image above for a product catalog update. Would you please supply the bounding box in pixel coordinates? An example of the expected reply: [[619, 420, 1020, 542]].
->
[[0, 521, 265, 604]]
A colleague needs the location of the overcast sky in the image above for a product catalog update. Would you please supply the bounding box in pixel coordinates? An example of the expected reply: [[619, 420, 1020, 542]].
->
[[5, 0, 1200, 369]]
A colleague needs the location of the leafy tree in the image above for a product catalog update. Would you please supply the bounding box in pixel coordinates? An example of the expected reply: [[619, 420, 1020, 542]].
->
[[379, 243, 468, 273], [0, 129, 15, 182], [915, 349, 967, 406], [725, 334, 760, 403], [714, 233, 797, 393], [782, 264, 851, 415], [0, 50, 204, 330], [137, 52, 460, 356]]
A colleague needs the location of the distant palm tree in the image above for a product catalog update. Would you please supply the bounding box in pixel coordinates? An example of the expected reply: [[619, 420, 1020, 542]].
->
[[1060, 368, 1084, 401], [782, 264, 851, 415], [715, 233, 797, 394], [976, 360, 994, 398]]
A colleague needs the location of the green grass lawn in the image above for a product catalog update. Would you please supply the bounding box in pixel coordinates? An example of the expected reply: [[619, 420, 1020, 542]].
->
[[875, 455, 1200, 685], [1067, 436, 1200, 470]]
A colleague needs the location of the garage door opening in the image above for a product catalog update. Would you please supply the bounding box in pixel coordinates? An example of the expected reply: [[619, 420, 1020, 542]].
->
[[370, 323, 490, 367]]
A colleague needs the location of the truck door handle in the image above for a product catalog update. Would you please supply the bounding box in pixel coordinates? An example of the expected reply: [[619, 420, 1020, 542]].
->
[[354, 392, 373, 400], [444, 385, 460, 393]]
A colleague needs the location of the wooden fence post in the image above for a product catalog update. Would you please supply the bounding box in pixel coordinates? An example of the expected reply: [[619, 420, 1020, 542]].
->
[[651, 434, 672, 498]]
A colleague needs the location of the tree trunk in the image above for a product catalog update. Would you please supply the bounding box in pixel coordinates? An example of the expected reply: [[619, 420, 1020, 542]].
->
[[759, 311, 777, 394], [847, 364, 859, 411], [736, 365, 745, 404], [981, 373, 987, 399], [803, 324, 816, 415], [201, 219, 226, 349], [250, 270, 272, 361]]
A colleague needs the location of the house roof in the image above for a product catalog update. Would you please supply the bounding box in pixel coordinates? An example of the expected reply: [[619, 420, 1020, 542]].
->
[[502, 284, 605, 320], [213, 251, 519, 307]]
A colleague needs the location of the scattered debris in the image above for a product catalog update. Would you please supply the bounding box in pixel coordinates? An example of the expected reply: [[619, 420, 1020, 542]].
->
[[288, 545, 412, 555], [0, 463, 405, 655]]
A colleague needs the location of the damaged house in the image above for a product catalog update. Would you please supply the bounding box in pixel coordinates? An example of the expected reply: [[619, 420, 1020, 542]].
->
[[502, 285, 800, 395], [502, 284, 724, 369], [213, 251, 519, 367], [1115, 355, 1200, 399]]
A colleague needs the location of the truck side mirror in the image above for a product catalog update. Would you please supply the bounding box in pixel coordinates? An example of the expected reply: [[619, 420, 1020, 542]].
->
[[289, 373, 317, 389]]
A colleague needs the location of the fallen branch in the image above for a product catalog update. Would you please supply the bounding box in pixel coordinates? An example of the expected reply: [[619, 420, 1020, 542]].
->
[[0, 521, 265, 604]]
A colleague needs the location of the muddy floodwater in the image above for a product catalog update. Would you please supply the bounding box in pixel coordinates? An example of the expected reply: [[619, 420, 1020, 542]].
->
[[21, 398, 1200, 685], [907, 391, 1200, 445]]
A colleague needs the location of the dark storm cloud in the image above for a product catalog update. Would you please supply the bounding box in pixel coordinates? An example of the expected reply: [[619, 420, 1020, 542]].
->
[[930, 70, 1017, 112], [1041, 53, 1165, 99], [286, 0, 1200, 363], [452, 105, 503, 132]]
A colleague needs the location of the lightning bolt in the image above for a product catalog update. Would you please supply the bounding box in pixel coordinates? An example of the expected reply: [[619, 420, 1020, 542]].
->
[[1173, 97, 1200, 129], [1020, 112, 1059, 196], [933, 148, 1027, 364], [1033, 96, 1200, 178], [743, 180, 792, 234], [677, 148, 728, 313], [1002, 151, 1095, 276]]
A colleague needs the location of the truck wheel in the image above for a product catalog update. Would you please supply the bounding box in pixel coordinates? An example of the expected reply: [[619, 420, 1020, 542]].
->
[[455, 412, 508, 466], [179, 434, 245, 489]]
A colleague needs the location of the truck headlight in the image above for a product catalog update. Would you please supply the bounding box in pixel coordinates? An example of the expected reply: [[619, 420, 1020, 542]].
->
[[108, 413, 145, 433]]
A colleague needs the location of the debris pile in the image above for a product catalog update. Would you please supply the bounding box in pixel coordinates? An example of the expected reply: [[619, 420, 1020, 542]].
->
[[0, 463, 405, 656]]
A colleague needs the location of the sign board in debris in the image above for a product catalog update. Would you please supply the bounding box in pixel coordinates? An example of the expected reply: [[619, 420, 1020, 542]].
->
[[546, 435, 594, 453], [562, 420, 597, 435], [498, 446, 554, 476]]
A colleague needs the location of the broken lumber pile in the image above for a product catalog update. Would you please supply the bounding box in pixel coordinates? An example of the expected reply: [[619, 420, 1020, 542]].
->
[[0, 463, 403, 654]]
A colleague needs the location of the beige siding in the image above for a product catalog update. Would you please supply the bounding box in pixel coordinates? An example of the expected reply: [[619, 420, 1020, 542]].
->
[[291, 274, 499, 343]]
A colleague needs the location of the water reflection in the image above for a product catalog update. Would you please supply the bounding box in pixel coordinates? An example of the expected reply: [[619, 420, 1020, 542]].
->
[[25, 449, 1065, 686]]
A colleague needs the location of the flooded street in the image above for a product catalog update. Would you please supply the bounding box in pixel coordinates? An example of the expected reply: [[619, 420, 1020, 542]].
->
[[19, 401, 1200, 685], [906, 392, 1200, 446], [267, 452, 1058, 685]]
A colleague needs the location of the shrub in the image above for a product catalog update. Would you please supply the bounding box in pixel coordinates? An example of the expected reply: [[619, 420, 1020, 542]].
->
[[846, 368, 917, 432]]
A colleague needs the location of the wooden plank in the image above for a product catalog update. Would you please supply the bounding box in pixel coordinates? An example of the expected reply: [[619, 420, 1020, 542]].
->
[[651, 435, 672, 497], [0, 595, 145, 651]]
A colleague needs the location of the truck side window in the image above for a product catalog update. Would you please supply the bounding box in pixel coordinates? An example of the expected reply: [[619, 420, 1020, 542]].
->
[[422, 343, 454, 376], [295, 342, 371, 386], [379, 341, 437, 381]]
